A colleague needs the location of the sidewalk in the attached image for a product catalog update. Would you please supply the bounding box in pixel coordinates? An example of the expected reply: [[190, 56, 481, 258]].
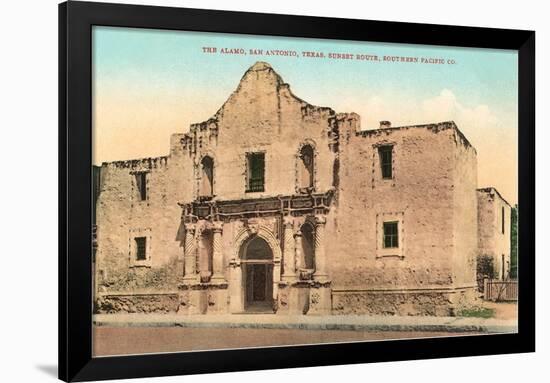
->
[[94, 313, 517, 334]]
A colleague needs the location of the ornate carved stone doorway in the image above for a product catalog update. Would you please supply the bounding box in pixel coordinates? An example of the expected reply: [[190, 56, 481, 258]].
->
[[242, 235, 274, 312]]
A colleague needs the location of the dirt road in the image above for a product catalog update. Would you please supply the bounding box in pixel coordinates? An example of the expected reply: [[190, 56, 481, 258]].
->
[[93, 326, 479, 356], [482, 301, 518, 320]]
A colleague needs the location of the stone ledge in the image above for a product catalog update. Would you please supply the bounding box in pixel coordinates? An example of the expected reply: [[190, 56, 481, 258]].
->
[[177, 282, 229, 291], [278, 280, 332, 288], [331, 285, 477, 294], [93, 313, 517, 334], [97, 291, 178, 297]]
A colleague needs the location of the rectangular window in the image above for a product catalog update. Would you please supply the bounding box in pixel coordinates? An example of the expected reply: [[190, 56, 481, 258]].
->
[[383, 221, 399, 248], [246, 152, 265, 192], [136, 172, 147, 201], [501, 206, 505, 234], [379, 146, 393, 179], [135, 237, 147, 261]]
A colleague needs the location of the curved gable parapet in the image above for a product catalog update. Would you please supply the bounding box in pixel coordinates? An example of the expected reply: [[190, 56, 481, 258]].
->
[[184, 62, 337, 139]]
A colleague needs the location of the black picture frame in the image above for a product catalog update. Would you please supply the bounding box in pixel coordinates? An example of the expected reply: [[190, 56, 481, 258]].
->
[[59, 1, 535, 381]]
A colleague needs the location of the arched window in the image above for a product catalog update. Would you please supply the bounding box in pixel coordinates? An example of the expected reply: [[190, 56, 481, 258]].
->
[[301, 223, 315, 270], [200, 156, 214, 198], [299, 145, 314, 190]]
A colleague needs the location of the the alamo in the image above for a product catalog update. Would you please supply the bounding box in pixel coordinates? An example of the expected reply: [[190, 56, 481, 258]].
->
[[92, 61, 511, 317]]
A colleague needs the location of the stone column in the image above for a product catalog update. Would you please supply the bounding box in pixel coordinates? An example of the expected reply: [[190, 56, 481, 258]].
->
[[313, 215, 329, 282], [272, 258, 281, 303], [211, 221, 225, 282], [183, 223, 198, 282], [282, 216, 297, 282], [229, 260, 243, 313], [294, 230, 303, 277]]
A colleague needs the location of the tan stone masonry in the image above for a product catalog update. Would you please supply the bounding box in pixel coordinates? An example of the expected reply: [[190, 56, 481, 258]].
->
[[94, 62, 510, 316]]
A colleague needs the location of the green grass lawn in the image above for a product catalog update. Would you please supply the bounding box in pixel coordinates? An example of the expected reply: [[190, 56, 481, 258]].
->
[[457, 307, 495, 318]]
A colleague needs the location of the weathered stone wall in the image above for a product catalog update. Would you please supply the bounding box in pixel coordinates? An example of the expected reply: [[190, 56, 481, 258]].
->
[[452, 133, 478, 286], [328, 120, 479, 314], [477, 188, 512, 280], [95, 61, 483, 316], [332, 287, 477, 316], [333, 122, 455, 287], [333, 291, 450, 316], [95, 62, 338, 306], [95, 292, 179, 314], [95, 156, 189, 293], [171, 62, 338, 202]]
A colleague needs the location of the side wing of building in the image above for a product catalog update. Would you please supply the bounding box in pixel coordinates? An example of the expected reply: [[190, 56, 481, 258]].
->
[[332, 120, 478, 315], [94, 153, 194, 312], [477, 187, 513, 280]]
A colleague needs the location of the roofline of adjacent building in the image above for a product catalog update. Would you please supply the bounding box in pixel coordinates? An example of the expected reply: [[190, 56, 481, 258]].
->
[[477, 187, 513, 207], [99, 155, 169, 168], [97, 120, 477, 167], [355, 120, 476, 154]]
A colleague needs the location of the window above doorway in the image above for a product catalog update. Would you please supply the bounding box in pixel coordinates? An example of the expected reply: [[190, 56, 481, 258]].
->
[[246, 152, 265, 193]]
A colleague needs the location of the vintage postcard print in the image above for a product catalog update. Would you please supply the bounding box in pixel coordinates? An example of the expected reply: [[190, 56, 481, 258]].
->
[[92, 27, 518, 356]]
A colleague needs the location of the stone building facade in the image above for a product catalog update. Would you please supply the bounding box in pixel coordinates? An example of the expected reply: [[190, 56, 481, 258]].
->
[[477, 187, 512, 280], [94, 62, 509, 316]]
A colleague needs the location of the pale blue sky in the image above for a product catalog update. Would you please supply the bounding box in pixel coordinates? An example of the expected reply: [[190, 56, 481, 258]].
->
[[94, 26, 517, 115], [92, 26, 518, 203]]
